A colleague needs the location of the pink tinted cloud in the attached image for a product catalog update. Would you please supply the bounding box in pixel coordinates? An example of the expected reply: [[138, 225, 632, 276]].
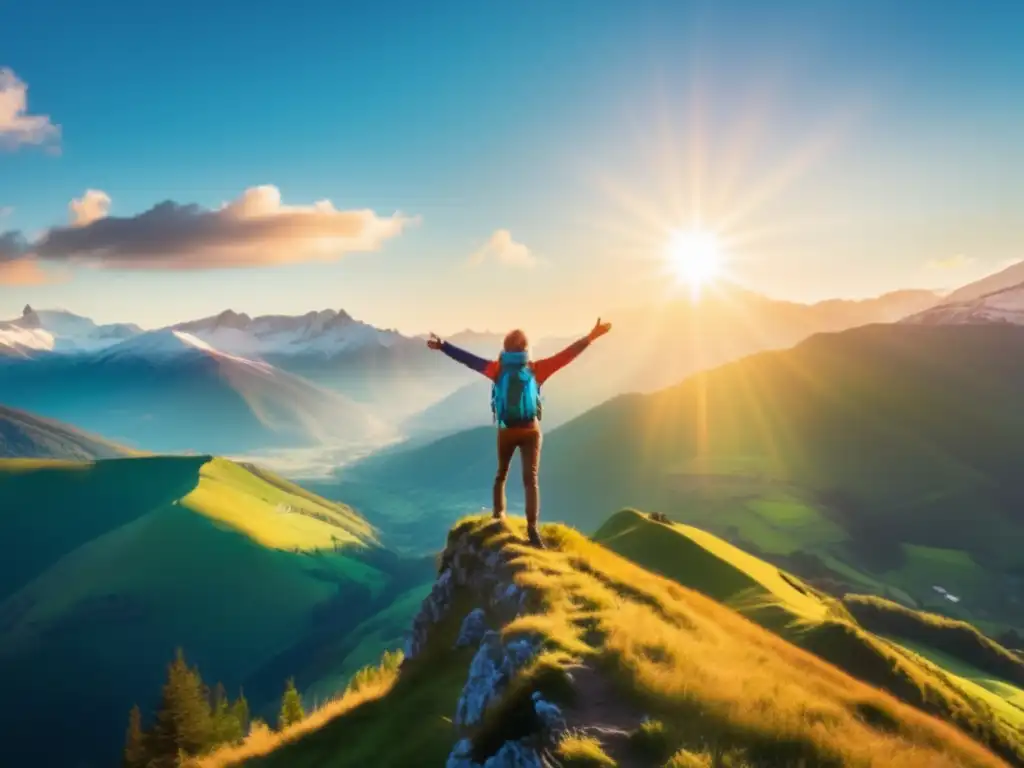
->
[[26, 185, 413, 270], [0, 69, 60, 150]]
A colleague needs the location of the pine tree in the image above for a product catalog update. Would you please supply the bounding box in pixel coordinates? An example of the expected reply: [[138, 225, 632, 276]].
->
[[210, 682, 227, 713], [277, 678, 305, 730], [231, 690, 250, 736], [123, 704, 149, 768], [209, 683, 243, 747], [149, 649, 214, 761]]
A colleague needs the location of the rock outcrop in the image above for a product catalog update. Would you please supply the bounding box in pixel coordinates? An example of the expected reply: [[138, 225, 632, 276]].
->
[[403, 523, 567, 768]]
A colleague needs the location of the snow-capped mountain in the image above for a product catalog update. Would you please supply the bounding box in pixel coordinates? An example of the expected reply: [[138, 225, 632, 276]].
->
[[903, 282, 1024, 326], [95, 328, 220, 361], [0, 326, 394, 454], [0, 305, 484, 423], [171, 308, 406, 358], [0, 306, 409, 360], [0, 305, 141, 356], [939, 258, 1024, 305]]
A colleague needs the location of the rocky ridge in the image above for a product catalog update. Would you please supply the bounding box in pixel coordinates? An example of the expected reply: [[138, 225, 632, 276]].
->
[[402, 523, 569, 768]]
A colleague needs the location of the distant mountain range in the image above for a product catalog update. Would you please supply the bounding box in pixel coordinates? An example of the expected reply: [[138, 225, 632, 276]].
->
[[0, 325, 392, 454], [901, 258, 1024, 326], [0, 305, 141, 357], [904, 282, 1024, 326], [0, 284, 959, 455], [940, 258, 1024, 305], [400, 286, 942, 439]]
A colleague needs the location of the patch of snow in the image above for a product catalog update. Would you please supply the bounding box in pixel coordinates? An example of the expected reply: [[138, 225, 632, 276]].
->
[[94, 329, 277, 374], [172, 308, 407, 357], [0, 305, 142, 354], [903, 282, 1024, 326]]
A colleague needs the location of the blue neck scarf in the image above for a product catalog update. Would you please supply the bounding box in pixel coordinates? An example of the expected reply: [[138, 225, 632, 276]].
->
[[500, 350, 529, 365]]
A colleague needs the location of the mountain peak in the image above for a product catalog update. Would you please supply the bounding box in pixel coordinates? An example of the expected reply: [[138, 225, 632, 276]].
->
[[20, 305, 40, 327], [98, 328, 219, 361], [903, 280, 1024, 326], [213, 309, 252, 329]]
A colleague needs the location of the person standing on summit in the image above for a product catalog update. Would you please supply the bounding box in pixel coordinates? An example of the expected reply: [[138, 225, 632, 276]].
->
[[427, 318, 612, 548]]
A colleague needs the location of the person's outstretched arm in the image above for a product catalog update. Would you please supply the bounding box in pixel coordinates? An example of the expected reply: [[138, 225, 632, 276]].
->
[[532, 318, 611, 385], [427, 333, 499, 380]]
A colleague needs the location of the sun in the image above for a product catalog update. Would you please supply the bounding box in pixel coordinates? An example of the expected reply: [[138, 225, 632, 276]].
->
[[666, 230, 723, 291]]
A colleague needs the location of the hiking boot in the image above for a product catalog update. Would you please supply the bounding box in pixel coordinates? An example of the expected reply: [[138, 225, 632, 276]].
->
[[527, 525, 545, 549]]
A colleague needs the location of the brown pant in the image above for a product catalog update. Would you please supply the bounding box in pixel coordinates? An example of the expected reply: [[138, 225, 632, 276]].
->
[[494, 426, 542, 526]]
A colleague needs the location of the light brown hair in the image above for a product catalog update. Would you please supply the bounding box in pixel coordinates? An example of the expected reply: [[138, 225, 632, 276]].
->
[[503, 329, 528, 353]]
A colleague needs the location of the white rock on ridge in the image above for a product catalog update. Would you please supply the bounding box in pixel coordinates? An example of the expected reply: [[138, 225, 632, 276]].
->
[[403, 569, 455, 662], [445, 738, 543, 768], [481, 740, 543, 768], [455, 608, 489, 648], [455, 631, 508, 727], [454, 631, 540, 728], [409, 527, 550, 768], [446, 739, 476, 768], [532, 692, 566, 736]]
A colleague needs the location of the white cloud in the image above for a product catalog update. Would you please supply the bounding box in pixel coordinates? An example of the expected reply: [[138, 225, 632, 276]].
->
[[69, 189, 112, 226], [0, 68, 60, 150], [469, 229, 536, 268]]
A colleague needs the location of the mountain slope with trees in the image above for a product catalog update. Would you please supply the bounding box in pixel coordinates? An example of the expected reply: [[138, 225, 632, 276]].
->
[[0, 456, 433, 767]]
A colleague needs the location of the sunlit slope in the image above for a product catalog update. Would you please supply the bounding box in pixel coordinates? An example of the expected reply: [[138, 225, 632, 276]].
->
[[0, 456, 398, 768], [597, 510, 1024, 754], [544, 324, 1024, 549], [181, 458, 378, 551], [338, 324, 1024, 628], [198, 515, 1016, 768], [593, 508, 828, 627]]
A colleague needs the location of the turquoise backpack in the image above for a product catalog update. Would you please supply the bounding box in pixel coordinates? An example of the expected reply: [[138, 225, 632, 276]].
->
[[491, 351, 541, 427]]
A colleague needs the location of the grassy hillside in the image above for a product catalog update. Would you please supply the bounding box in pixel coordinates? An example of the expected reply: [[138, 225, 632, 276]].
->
[[332, 324, 1024, 629], [0, 456, 433, 768], [194, 515, 1016, 768], [0, 403, 133, 459], [594, 510, 1024, 752]]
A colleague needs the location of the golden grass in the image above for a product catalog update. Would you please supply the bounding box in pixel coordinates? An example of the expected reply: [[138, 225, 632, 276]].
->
[[191, 652, 402, 768], [197, 516, 1015, 768], [181, 458, 375, 552], [453, 516, 1012, 768], [556, 732, 617, 767]]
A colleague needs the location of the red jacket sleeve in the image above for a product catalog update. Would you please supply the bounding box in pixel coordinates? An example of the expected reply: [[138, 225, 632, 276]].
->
[[531, 336, 592, 385]]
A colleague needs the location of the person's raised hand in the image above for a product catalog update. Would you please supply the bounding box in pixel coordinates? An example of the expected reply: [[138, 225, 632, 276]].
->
[[589, 317, 612, 341], [427, 332, 444, 350]]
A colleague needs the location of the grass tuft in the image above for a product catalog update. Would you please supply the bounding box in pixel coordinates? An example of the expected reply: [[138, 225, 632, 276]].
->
[[556, 732, 617, 767], [628, 718, 675, 762]]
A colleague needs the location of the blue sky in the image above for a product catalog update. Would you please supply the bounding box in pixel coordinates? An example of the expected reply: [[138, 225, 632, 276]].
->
[[1, 0, 1023, 334]]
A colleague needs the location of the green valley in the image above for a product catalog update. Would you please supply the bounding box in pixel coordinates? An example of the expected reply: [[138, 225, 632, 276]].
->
[[0, 455, 434, 768]]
